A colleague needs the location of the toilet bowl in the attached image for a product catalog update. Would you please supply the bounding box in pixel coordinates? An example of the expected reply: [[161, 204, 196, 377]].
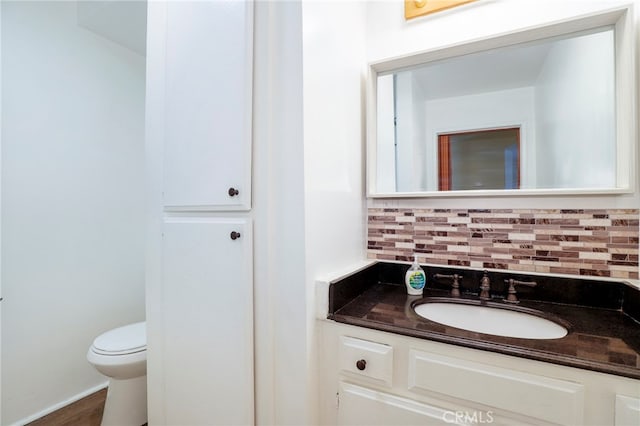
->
[[87, 321, 147, 426]]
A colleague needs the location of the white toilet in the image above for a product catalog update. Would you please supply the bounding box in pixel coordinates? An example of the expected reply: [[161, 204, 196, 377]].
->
[[87, 321, 147, 426]]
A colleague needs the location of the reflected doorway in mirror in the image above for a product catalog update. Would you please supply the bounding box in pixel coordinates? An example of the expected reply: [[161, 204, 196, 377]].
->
[[438, 128, 520, 191]]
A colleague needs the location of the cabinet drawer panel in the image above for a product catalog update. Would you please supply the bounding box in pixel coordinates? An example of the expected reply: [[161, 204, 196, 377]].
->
[[338, 382, 460, 425], [616, 394, 640, 426], [408, 350, 584, 425], [339, 336, 393, 386]]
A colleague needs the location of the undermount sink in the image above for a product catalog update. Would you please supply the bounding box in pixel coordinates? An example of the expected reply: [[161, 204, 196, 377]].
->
[[413, 300, 569, 340]]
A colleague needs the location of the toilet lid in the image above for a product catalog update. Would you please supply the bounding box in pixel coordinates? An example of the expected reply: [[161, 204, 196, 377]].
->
[[92, 321, 146, 355]]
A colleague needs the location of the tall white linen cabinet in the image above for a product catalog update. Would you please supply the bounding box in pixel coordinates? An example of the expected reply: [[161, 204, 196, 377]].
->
[[145, 1, 254, 424]]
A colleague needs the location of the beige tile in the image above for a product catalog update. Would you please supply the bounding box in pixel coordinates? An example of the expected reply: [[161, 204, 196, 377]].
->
[[579, 252, 612, 261], [510, 264, 536, 272], [447, 245, 471, 253], [508, 233, 535, 241]]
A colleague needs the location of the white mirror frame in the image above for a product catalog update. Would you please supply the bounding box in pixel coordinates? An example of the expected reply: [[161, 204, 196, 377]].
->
[[366, 4, 637, 198]]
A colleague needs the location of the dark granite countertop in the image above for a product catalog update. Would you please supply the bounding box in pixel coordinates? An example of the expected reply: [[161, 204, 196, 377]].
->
[[328, 262, 640, 380]]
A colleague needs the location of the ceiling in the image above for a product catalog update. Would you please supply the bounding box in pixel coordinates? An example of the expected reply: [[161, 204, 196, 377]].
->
[[408, 40, 553, 100]]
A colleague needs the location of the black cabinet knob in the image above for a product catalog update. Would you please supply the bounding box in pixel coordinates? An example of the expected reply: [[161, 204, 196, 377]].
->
[[230, 231, 241, 240], [228, 187, 240, 197], [356, 359, 366, 371]]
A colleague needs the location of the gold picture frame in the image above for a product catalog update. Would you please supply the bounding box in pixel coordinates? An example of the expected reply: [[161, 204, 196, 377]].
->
[[405, 0, 476, 20]]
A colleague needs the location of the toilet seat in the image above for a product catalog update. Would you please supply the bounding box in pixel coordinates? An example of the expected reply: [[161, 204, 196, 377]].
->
[[91, 321, 146, 356]]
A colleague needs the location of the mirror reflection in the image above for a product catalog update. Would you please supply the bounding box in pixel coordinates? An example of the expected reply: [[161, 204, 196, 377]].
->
[[376, 27, 615, 194]]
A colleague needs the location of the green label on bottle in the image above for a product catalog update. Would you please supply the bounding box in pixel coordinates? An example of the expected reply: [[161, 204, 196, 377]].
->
[[409, 272, 425, 290]]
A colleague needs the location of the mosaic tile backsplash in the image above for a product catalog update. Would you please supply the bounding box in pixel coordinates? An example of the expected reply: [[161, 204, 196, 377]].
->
[[368, 208, 639, 280]]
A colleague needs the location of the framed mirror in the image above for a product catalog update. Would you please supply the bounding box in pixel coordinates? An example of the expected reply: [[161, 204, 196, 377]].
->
[[367, 5, 636, 197]]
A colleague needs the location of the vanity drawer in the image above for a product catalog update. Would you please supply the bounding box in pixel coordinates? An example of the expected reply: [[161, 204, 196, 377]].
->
[[615, 394, 640, 426], [339, 336, 393, 387], [408, 349, 585, 425]]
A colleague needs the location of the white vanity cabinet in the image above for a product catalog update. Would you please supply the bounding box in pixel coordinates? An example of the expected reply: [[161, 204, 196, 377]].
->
[[616, 394, 640, 426], [162, 218, 253, 425], [162, 0, 253, 211], [319, 321, 640, 426], [146, 0, 254, 424]]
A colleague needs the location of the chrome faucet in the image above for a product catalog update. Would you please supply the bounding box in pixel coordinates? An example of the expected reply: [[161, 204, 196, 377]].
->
[[479, 271, 491, 300]]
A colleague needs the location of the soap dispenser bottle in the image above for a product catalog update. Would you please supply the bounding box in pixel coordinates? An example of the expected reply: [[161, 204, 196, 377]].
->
[[405, 254, 426, 295]]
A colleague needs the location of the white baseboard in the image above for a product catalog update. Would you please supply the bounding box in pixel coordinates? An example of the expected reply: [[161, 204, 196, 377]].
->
[[9, 382, 109, 426]]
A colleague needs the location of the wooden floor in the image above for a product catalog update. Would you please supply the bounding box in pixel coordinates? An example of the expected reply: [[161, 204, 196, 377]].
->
[[26, 388, 106, 426]]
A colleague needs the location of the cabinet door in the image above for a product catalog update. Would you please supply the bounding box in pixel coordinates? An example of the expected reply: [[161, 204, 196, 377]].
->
[[337, 382, 466, 426], [408, 349, 584, 425], [616, 394, 640, 426], [163, 0, 252, 210], [162, 217, 253, 425]]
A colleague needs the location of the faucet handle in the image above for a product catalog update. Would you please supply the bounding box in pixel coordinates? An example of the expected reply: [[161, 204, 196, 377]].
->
[[434, 273, 462, 298], [504, 278, 537, 304]]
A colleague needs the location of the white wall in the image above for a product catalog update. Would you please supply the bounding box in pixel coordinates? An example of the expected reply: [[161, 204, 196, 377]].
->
[[143, 2, 165, 424], [394, 71, 428, 192], [366, 0, 639, 209], [535, 29, 616, 188], [1, 2, 145, 424], [395, 72, 420, 191], [252, 1, 307, 424], [0, 2, 3, 419], [302, 0, 367, 424], [376, 74, 396, 193], [412, 73, 427, 191]]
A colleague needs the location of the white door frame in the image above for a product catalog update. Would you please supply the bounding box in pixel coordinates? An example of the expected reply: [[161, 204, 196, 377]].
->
[[1, 1, 5, 418]]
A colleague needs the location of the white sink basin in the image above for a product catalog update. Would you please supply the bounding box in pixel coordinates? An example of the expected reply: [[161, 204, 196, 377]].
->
[[413, 302, 568, 339]]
